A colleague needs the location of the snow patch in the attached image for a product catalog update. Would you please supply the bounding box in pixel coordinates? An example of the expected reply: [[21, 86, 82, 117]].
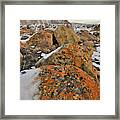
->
[[20, 68, 40, 100], [41, 46, 62, 59]]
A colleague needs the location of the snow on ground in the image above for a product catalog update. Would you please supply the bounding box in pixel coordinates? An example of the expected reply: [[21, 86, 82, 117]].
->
[[20, 68, 40, 100], [92, 45, 100, 69], [20, 32, 38, 42]]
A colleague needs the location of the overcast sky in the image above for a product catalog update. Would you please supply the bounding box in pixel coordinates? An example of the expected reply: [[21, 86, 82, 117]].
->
[[68, 20, 100, 24]]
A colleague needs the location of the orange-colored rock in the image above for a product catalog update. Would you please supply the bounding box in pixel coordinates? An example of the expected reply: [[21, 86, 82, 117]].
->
[[26, 31, 53, 53], [20, 41, 27, 48], [36, 65, 100, 100], [34, 40, 100, 100], [35, 41, 99, 83]]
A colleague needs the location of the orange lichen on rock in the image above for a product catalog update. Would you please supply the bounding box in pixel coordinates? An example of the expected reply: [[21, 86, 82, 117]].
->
[[36, 65, 99, 100], [26, 31, 53, 50], [20, 21, 100, 100]]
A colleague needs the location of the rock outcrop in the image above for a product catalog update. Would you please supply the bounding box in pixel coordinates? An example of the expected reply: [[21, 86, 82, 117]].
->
[[26, 30, 54, 53], [35, 65, 99, 100], [54, 25, 80, 45], [20, 20, 100, 100], [80, 30, 99, 42], [33, 26, 100, 100], [20, 30, 59, 70]]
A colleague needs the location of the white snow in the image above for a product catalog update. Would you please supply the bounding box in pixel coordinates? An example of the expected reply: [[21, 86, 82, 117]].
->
[[31, 66, 35, 69], [37, 51, 41, 54], [92, 51, 100, 61], [90, 31, 94, 35], [92, 45, 100, 69], [93, 62, 100, 69], [20, 68, 40, 100], [41, 46, 62, 59], [96, 47, 100, 52]]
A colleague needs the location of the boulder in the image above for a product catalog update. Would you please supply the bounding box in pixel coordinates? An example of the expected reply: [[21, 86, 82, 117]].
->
[[34, 65, 100, 100], [54, 25, 80, 45], [26, 30, 54, 53], [20, 27, 35, 36], [35, 42, 99, 84], [20, 30, 56, 71], [34, 40, 100, 99], [80, 30, 98, 42]]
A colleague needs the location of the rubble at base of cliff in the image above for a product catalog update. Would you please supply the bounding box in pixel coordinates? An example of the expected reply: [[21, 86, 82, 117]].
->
[[20, 20, 100, 100]]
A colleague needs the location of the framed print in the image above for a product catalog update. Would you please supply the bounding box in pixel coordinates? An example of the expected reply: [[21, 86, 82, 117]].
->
[[0, 0, 120, 119]]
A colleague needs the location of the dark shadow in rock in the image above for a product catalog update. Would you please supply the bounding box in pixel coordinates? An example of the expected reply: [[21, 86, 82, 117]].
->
[[53, 34, 59, 45]]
